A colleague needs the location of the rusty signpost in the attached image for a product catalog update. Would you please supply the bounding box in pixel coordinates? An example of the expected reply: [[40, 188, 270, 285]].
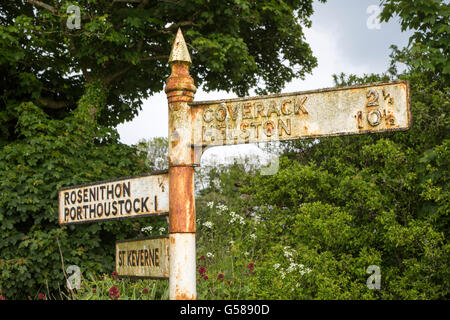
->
[[58, 28, 411, 300]]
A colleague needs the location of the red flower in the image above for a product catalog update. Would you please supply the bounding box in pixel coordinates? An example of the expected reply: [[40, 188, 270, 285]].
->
[[227, 280, 231, 285], [203, 275, 208, 280], [108, 286, 119, 300], [198, 266, 207, 275], [142, 288, 149, 294], [217, 273, 224, 280], [37, 293, 46, 300], [0, 295, 5, 300], [111, 271, 118, 278], [92, 289, 97, 294], [247, 262, 255, 270], [199, 256, 206, 261]]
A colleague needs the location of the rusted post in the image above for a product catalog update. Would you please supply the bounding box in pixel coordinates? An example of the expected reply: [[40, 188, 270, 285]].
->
[[164, 28, 197, 300]]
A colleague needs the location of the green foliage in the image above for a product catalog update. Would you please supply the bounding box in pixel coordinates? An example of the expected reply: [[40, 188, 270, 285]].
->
[[238, 66, 449, 298], [380, 0, 449, 80], [0, 102, 157, 299], [72, 273, 169, 300]]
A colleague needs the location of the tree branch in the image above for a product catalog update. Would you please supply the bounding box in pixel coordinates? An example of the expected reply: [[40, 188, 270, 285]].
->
[[165, 21, 199, 31], [105, 55, 168, 84], [27, 0, 58, 15], [38, 97, 71, 109], [140, 55, 169, 62], [105, 65, 134, 85]]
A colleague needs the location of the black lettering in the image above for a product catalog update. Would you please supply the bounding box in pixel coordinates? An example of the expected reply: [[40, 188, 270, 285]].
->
[[149, 248, 155, 266], [125, 199, 132, 214], [70, 207, 76, 220], [70, 191, 76, 204], [141, 197, 149, 212], [118, 200, 125, 215], [100, 186, 106, 200], [127, 251, 132, 266], [133, 198, 140, 213], [64, 192, 70, 205], [89, 187, 96, 202], [77, 190, 82, 203], [83, 189, 88, 202], [106, 184, 114, 200], [97, 203, 103, 217], [123, 182, 130, 198], [112, 201, 117, 216], [104, 202, 111, 217], [114, 183, 122, 198], [83, 204, 89, 218], [64, 208, 69, 221], [155, 248, 160, 267], [90, 204, 97, 217], [76, 206, 82, 220], [144, 250, 149, 266]]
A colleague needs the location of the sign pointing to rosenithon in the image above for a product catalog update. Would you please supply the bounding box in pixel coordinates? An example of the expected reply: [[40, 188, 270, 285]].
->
[[58, 171, 168, 225]]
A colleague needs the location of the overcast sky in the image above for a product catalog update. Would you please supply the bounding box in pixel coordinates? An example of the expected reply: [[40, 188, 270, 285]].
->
[[116, 0, 412, 163]]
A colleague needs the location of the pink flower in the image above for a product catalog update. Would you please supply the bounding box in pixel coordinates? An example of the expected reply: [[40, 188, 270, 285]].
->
[[142, 288, 149, 294], [217, 273, 224, 280], [111, 271, 118, 278], [203, 275, 208, 280], [0, 295, 5, 300], [37, 293, 46, 300]]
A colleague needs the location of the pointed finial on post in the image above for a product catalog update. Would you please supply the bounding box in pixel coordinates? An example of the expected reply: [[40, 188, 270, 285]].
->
[[165, 28, 196, 102], [169, 28, 192, 65]]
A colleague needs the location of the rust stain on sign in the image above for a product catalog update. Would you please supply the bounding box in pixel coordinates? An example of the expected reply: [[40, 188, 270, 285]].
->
[[190, 81, 411, 148], [116, 237, 169, 279], [58, 171, 169, 225]]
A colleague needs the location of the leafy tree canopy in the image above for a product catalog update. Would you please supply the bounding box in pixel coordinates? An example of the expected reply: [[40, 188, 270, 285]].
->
[[1, 0, 325, 143]]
